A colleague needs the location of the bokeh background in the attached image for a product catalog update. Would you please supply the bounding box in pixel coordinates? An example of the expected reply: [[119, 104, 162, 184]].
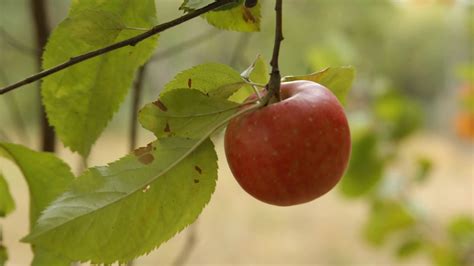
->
[[0, 0, 473, 265]]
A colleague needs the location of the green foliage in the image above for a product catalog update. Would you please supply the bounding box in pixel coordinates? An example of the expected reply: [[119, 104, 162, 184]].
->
[[24, 138, 217, 263], [448, 215, 474, 248], [339, 127, 385, 197], [41, 0, 158, 156], [230, 54, 268, 102], [363, 200, 416, 246], [139, 89, 240, 139], [282, 66, 355, 105], [0, 174, 14, 217], [0, 143, 74, 266], [396, 237, 423, 259], [181, 0, 261, 32], [0, 228, 6, 266], [161, 62, 263, 104], [374, 89, 423, 141], [163, 63, 245, 97]]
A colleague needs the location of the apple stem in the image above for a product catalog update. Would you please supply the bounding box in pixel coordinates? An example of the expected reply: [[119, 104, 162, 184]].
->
[[267, 0, 284, 104]]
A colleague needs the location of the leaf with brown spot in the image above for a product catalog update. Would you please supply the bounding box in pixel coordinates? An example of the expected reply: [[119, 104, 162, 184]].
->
[[164, 122, 171, 133], [133, 143, 153, 157], [194, 179, 199, 184], [24, 138, 218, 264], [194, 166, 202, 174], [153, 100, 168, 112], [138, 154, 154, 165]]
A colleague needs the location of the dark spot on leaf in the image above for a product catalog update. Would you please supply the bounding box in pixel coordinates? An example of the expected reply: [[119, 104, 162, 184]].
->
[[194, 166, 202, 174], [194, 179, 199, 183], [153, 100, 168, 111], [164, 122, 171, 133], [188, 78, 192, 88], [133, 144, 153, 157], [242, 7, 257, 23], [138, 154, 154, 165]]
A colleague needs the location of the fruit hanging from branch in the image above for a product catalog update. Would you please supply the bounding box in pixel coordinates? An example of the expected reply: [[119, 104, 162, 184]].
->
[[224, 80, 351, 206]]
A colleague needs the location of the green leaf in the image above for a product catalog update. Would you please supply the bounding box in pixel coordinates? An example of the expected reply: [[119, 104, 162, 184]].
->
[[180, 0, 242, 11], [162, 63, 245, 99], [396, 238, 423, 259], [363, 200, 416, 246], [202, 1, 261, 32], [0, 173, 15, 217], [414, 156, 433, 183], [0, 228, 7, 266], [23, 138, 218, 264], [139, 89, 240, 139], [447, 215, 474, 246], [229, 54, 268, 103], [42, 0, 158, 156], [374, 89, 423, 141], [339, 127, 385, 197], [0, 143, 74, 265], [429, 244, 461, 266], [0, 245, 6, 266], [282, 66, 355, 105]]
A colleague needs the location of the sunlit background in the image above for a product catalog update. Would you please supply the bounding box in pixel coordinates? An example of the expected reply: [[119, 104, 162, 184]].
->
[[0, 0, 473, 265]]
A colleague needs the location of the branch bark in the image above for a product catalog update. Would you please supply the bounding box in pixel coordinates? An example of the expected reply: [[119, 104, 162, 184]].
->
[[129, 65, 147, 151], [267, 0, 283, 102], [0, 0, 236, 95], [30, 0, 55, 152]]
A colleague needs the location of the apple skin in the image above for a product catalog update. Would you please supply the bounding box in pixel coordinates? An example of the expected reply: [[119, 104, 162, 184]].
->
[[224, 80, 351, 206]]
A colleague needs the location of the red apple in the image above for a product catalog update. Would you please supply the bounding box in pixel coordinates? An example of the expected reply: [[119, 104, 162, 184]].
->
[[224, 80, 351, 206]]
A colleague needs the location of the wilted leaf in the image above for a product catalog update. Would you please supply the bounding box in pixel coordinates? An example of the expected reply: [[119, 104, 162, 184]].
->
[[282, 66, 355, 105], [0, 174, 14, 217], [201, 1, 261, 32], [0, 143, 74, 265], [139, 89, 240, 139], [42, 0, 158, 156], [339, 127, 385, 197], [23, 138, 217, 264]]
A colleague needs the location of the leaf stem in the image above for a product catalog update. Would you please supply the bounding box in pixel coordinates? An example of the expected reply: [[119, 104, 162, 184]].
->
[[0, 0, 237, 95]]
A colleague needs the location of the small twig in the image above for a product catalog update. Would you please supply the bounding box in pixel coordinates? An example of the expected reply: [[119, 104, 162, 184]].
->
[[150, 30, 220, 62], [172, 222, 198, 266], [267, 0, 284, 102], [129, 65, 147, 151], [0, 0, 236, 95]]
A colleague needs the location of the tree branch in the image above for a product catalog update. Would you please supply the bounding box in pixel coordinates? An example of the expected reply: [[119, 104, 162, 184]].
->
[[267, 0, 283, 102], [129, 65, 147, 151], [0, 0, 236, 95], [30, 0, 56, 152]]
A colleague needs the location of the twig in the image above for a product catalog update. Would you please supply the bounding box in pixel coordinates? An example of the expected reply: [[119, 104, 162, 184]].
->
[[0, 0, 236, 95], [31, 0, 56, 152], [267, 0, 283, 102], [150, 30, 220, 62], [172, 222, 198, 266], [129, 65, 147, 151]]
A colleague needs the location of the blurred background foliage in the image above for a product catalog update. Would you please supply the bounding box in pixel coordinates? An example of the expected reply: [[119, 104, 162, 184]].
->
[[0, 0, 473, 265]]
